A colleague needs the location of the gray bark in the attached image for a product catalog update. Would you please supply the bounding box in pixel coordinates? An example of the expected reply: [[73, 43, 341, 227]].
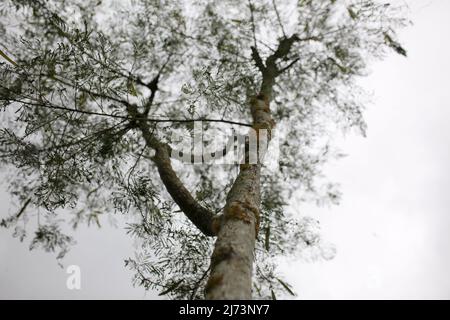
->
[[205, 94, 274, 299], [205, 35, 298, 299]]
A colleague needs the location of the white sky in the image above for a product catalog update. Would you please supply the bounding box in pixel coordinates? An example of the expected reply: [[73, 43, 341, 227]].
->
[[1, 0, 449, 299]]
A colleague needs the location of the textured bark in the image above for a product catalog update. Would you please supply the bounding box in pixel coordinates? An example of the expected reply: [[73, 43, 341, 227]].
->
[[205, 35, 297, 299], [205, 165, 261, 299], [205, 94, 274, 299]]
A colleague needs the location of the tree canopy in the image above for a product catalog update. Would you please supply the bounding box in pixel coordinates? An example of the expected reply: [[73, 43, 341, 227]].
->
[[0, 0, 407, 299]]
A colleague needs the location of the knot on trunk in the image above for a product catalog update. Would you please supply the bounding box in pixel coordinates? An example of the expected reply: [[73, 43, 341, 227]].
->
[[205, 274, 224, 295], [250, 94, 275, 138], [211, 214, 224, 235], [224, 200, 260, 237], [250, 94, 270, 121], [210, 245, 234, 270]]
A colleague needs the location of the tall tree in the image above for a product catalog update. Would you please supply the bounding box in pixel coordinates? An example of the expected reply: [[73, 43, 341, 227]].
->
[[0, 0, 406, 299]]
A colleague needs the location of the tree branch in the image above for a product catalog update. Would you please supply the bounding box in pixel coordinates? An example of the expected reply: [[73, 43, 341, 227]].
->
[[278, 57, 300, 74], [248, 0, 258, 49], [131, 106, 219, 237], [142, 54, 172, 116], [143, 74, 159, 116], [3, 95, 252, 128], [16, 198, 31, 219], [250, 46, 265, 73], [271, 0, 286, 38], [259, 34, 300, 98]]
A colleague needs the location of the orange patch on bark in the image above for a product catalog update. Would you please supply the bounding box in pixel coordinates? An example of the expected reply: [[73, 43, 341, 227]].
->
[[205, 274, 224, 294], [225, 201, 260, 237]]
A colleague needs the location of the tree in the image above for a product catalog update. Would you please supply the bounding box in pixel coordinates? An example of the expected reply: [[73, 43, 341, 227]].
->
[[0, 0, 407, 299]]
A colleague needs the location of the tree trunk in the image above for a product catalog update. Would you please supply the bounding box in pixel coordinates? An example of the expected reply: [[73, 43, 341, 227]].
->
[[205, 164, 261, 299], [205, 93, 274, 299], [205, 35, 296, 299]]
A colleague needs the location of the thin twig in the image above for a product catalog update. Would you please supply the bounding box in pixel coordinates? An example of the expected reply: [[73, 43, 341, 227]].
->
[[278, 57, 300, 74], [272, 0, 286, 38], [16, 198, 31, 219], [248, 0, 258, 49], [4, 96, 252, 127], [0, 48, 18, 67]]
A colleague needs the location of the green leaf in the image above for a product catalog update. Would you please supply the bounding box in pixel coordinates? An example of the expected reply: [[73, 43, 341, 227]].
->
[[277, 278, 296, 296], [0, 48, 18, 66], [347, 7, 357, 20], [78, 92, 87, 108], [47, 61, 56, 77], [384, 33, 407, 57], [127, 80, 138, 96], [271, 290, 277, 300]]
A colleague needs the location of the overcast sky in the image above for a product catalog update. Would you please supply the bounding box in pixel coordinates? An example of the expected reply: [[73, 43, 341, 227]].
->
[[1, 0, 449, 299]]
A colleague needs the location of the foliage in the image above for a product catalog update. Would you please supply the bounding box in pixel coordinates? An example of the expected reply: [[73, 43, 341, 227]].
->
[[0, 0, 407, 299]]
